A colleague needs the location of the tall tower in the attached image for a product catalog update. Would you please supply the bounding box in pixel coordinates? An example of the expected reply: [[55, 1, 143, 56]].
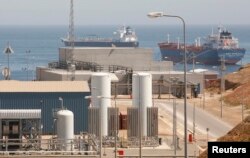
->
[[67, 0, 75, 81], [69, 0, 74, 47]]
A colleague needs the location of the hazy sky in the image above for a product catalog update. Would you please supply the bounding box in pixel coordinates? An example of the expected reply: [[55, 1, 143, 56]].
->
[[0, 0, 249, 26]]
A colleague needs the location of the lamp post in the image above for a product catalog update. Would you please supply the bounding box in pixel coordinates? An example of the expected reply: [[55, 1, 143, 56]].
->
[[148, 12, 188, 158], [203, 71, 206, 109]]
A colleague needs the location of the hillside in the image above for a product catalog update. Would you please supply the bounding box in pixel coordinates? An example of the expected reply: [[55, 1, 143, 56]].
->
[[205, 64, 250, 108], [223, 64, 250, 108], [198, 116, 250, 158], [225, 64, 250, 87]]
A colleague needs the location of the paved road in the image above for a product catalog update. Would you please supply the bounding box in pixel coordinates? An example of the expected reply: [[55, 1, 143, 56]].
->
[[156, 100, 233, 139]]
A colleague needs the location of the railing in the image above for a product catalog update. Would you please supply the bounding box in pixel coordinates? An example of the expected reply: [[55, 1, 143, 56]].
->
[[0, 136, 98, 155], [48, 61, 133, 73], [126, 136, 159, 148]]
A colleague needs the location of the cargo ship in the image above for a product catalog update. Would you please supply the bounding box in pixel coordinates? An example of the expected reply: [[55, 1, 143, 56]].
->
[[62, 26, 139, 47], [159, 27, 246, 65]]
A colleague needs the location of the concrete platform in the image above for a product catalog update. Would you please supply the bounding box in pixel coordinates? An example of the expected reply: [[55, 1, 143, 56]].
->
[[58, 47, 173, 71]]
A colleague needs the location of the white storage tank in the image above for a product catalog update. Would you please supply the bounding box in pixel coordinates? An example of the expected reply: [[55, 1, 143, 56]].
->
[[57, 109, 74, 151], [132, 73, 152, 136], [91, 73, 111, 136]]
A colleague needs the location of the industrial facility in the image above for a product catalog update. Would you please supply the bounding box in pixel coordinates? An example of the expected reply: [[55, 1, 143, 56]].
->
[[0, 16, 206, 158], [0, 109, 41, 151], [0, 1, 213, 157], [0, 73, 160, 156], [1, 0, 240, 157], [36, 46, 205, 98], [0, 81, 90, 134], [0, 10, 207, 154]]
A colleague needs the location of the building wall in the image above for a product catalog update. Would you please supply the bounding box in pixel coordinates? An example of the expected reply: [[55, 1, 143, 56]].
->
[[59, 47, 172, 71], [151, 72, 204, 94], [0, 92, 90, 134], [36, 68, 87, 81]]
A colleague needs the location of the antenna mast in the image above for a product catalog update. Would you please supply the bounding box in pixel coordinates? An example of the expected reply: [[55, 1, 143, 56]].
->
[[69, 0, 75, 47], [67, 0, 75, 81]]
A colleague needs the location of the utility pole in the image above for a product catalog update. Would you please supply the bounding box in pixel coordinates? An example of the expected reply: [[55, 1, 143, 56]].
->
[[203, 71, 205, 109], [170, 77, 179, 155], [220, 56, 226, 118], [240, 59, 244, 121], [172, 98, 177, 155], [193, 103, 196, 141], [193, 102, 196, 157], [114, 96, 118, 158]]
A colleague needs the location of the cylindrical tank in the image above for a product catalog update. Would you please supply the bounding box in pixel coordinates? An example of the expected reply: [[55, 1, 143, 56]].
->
[[132, 73, 152, 136], [57, 109, 74, 151], [91, 73, 111, 136]]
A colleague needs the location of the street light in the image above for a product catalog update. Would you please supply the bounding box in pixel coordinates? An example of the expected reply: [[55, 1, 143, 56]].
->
[[147, 11, 188, 158], [3, 42, 14, 80]]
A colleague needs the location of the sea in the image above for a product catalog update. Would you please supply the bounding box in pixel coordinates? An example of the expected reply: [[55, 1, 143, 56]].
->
[[0, 25, 250, 80]]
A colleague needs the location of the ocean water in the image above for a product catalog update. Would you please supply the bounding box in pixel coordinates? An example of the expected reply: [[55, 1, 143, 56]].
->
[[0, 25, 250, 80]]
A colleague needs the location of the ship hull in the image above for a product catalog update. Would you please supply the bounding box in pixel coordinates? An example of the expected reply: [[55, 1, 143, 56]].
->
[[195, 48, 245, 65], [160, 46, 245, 65], [62, 39, 139, 47], [160, 49, 183, 63], [158, 42, 184, 63]]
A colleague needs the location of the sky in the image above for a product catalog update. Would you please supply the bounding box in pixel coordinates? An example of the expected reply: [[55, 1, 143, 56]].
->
[[0, 0, 249, 26]]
